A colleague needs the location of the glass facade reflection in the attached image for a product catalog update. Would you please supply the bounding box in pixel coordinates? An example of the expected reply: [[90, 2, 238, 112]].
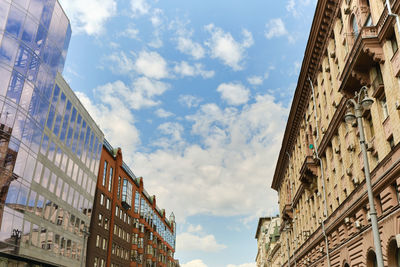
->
[[0, 0, 104, 266]]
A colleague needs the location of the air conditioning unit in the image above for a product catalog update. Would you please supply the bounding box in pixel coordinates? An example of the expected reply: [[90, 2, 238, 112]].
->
[[344, 5, 351, 14], [355, 220, 362, 229], [344, 217, 350, 225], [346, 168, 353, 176], [318, 219, 322, 224], [330, 51, 336, 59], [334, 146, 341, 154], [352, 177, 360, 185], [316, 191, 321, 197], [367, 212, 371, 221], [312, 213, 316, 218], [319, 247, 324, 253], [307, 258, 311, 263], [325, 66, 330, 73], [321, 127, 326, 134]]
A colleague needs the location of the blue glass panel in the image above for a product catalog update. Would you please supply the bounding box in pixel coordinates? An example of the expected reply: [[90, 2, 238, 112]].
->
[[14, 44, 30, 75], [72, 114, 81, 153], [28, 0, 44, 21], [31, 125, 41, 154], [14, 0, 30, 10], [40, 133, 48, 155], [22, 15, 38, 45], [20, 80, 34, 111], [53, 112, 61, 136], [28, 87, 39, 117], [43, 74, 54, 100], [0, 66, 12, 97], [55, 13, 67, 50], [0, 1, 11, 31], [6, 71, 24, 104], [22, 118, 34, 146], [34, 24, 46, 54], [77, 121, 86, 158], [35, 64, 46, 94], [17, 184, 28, 206], [5, 180, 20, 204], [66, 107, 76, 146], [37, 96, 49, 127], [0, 34, 18, 66], [5, 5, 25, 38], [59, 100, 70, 141], [27, 52, 39, 82], [50, 49, 60, 75], [58, 92, 65, 114], [51, 84, 59, 107], [83, 127, 91, 162], [46, 105, 55, 130], [39, 0, 54, 29], [12, 111, 25, 140]]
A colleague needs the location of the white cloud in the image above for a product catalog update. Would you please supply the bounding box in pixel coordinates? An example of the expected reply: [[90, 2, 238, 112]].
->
[[265, 18, 288, 39], [75, 85, 140, 151], [131, 94, 287, 221], [182, 260, 208, 267], [105, 51, 136, 75], [59, 0, 117, 35], [217, 82, 250, 105], [174, 61, 215, 79], [177, 232, 226, 252], [130, 0, 150, 16], [177, 37, 205, 60], [227, 263, 256, 267], [135, 51, 169, 79], [286, 0, 314, 17], [247, 76, 263, 86], [179, 95, 202, 108], [155, 108, 174, 118], [130, 77, 169, 109], [205, 24, 254, 71], [118, 26, 140, 39]]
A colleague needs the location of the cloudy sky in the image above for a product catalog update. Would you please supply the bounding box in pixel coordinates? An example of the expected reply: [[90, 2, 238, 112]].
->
[[58, 0, 316, 266]]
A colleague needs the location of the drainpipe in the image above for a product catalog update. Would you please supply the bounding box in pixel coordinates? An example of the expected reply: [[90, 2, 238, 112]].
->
[[286, 152, 297, 267], [386, 0, 400, 38], [308, 77, 332, 267], [286, 226, 291, 267]]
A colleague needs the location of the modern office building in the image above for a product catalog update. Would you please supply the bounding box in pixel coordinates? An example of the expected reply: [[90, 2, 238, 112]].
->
[[0, 0, 104, 266], [254, 217, 280, 267], [87, 140, 176, 267], [272, 0, 400, 266]]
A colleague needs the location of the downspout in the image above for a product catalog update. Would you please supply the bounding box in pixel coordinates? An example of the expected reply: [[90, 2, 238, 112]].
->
[[286, 152, 297, 267], [308, 77, 332, 267], [386, 0, 400, 37]]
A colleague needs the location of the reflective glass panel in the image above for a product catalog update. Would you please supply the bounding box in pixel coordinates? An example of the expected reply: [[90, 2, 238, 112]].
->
[[5, 5, 25, 38]]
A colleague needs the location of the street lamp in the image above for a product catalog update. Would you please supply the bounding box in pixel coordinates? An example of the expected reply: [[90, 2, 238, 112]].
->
[[344, 86, 383, 267]]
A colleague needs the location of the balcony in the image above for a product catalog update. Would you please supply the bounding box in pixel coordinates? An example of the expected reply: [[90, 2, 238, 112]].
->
[[281, 204, 293, 222], [299, 156, 319, 187]]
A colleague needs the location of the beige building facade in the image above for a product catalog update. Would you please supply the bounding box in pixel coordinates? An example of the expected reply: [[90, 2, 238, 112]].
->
[[272, 0, 400, 266], [255, 217, 280, 267]]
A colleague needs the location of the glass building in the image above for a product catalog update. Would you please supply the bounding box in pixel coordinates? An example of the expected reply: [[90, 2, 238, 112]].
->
[[0, 0, 104, 266]]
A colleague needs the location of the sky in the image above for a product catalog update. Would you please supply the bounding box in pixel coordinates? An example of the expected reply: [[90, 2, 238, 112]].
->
[[58, 0, 316, 266]]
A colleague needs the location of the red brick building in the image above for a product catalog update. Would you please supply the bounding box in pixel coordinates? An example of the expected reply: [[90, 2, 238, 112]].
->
[[87, 140, 177, 267]]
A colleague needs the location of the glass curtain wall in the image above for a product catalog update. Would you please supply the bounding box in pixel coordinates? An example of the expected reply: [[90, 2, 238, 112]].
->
[[0, 0, 103, 266]]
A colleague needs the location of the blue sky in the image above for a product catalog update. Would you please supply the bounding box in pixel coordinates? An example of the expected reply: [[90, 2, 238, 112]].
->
[[58, 0, 316, 266]]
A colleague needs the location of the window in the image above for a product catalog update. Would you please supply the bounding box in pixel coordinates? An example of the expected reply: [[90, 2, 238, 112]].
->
[[102, 238, 107, 250], [102, 161, 108, 187], [106, 198, 111, 210], [393, 183, 400, 204], [98, 214, 103, 226], [108, 167, 113, 192], [121, 178, 132, 209], [100, 194, 104, 205], [104, 218, 109, 230], [389, 136, 395, 150], [381, 97, 389, 120], [96, 235, 100, 247], [134, 191, 140, 213], [117, 177, 121, 199]]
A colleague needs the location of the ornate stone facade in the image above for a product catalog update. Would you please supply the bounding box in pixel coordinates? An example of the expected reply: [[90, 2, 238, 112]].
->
[[272, 0, 400, 266], [255, 217, 280, 267]]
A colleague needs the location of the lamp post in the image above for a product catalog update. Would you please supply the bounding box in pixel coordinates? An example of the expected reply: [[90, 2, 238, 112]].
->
[[344, 86, 383, 267]]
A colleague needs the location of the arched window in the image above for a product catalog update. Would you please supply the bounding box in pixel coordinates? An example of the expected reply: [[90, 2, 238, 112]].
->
[[344, 263, 350, 267], [367, 250, 377, 267], [352, 15, 359, 36], [388, 239, 400, 267]]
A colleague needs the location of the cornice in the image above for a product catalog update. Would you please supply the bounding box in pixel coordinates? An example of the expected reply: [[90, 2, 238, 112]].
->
[[272, 0, 340, 190]]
